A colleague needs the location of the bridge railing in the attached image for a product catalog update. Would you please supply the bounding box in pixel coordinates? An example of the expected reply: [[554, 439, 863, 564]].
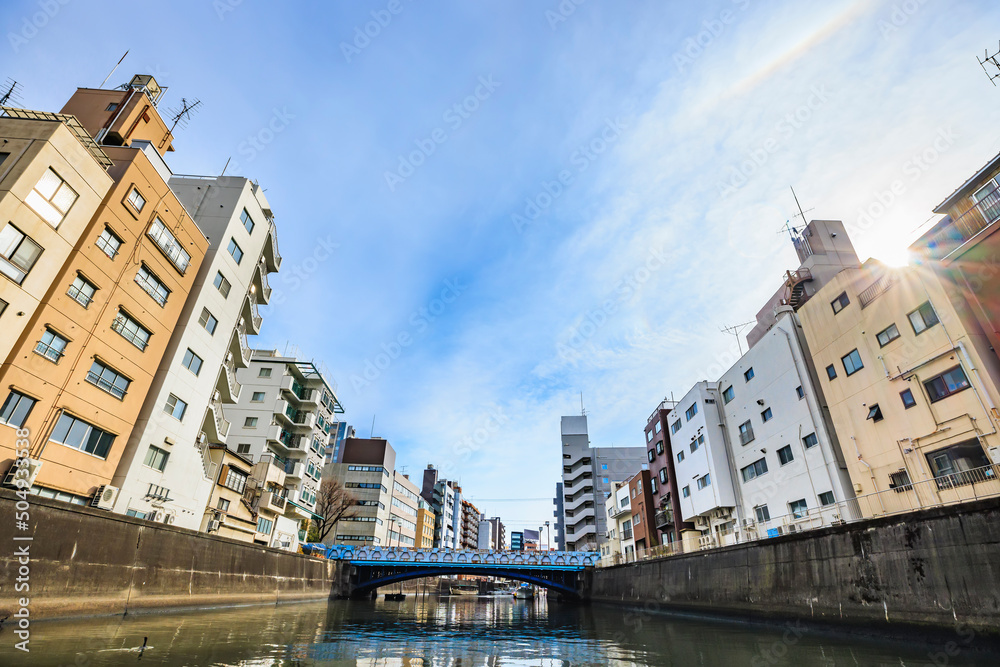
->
[[300, 544, 599, 567]]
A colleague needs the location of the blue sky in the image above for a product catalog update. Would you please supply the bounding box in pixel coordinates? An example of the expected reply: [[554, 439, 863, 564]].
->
[[8, 0, 1000, 536]]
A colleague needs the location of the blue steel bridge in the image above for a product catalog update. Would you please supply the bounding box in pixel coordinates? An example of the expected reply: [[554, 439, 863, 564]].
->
[[302, 545, 599, 600]]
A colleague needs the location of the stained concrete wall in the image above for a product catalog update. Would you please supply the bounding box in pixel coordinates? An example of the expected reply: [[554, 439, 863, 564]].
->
[[591, 496, 1000, 633], [0, 489, 341, 619]]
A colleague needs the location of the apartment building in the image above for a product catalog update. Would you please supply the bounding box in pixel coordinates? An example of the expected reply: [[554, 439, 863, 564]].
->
[[797, 255, 1000, 515], [627, 469, 657, 552], [420, 464, 460, 548], [459, 498, 481, 549], [643, 400, 685, 544], [560, 414, 647, 551], [552, 482, 566, 550], [109, 172, 281, 528], [414, 499, 436, 548], [477, 518, 493, 550], [322, 437, 395, 546], [602, 479, 634, 563], [487, 516, 507, 550], [387, 472, 420, 548], [324, 421, 354, 465], [1, 78, 209, 503]]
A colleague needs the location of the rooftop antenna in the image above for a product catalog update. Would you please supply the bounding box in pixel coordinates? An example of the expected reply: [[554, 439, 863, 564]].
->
[[165, 97, 202, 135], [580, 392, 586, 416], [370, 414, 376, 438], [978, 41, 1000, 86], [0, 79, 24, 107], [99, 51, 129, 89], [778, 186, 815, 239], [720, 320, 756, 356]]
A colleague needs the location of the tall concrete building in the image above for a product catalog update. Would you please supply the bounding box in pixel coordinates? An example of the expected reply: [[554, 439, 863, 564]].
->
[[414, 498, 436, 548], [643, 400, 685, 545], [552, 483, 565, 550], [322, 437, 396, 546], [420, 464, 460, 548], [560, 415, 646, 552], [388, 471, 420, 548], [477, 518, 493, 550], [459, 498, 481, 549], [487, 516, 507, 550]]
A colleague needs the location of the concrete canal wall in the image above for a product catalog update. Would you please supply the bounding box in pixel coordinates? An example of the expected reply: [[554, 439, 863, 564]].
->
[[0, 489, 342, 619], [591, 495, 1000, 633]]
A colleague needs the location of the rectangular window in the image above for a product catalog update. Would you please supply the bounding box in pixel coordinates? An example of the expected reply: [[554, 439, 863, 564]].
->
[[925, 441, 990, 489], [741, 457, 768, 483], [654, 420, 661, 434], [723, 385, 735, 403], [658, 468, 667, 484], [795, 385, 804, 399], [601, 463, 608, 470], [86, 360, 130, 399], [755, 505, 770, 522], [645, 429, 652, 442], [256, 517, 273, 534], [831, 291, 850, 314], [251, 391, 265, 402], [908, 301, 939, 335], [67, 274, 97, 308], [198, 308, 218, 334], [682, 486, 690, 498], [135, 264, 170, 306], [163, 394, 187, 421], [789, 499, 808, 519], [877, 323, 900, 347], [148, 217, 191, 273], [744, 367, 755, 382], [685, 403, 698, 421], [842, 349, 864, 376], [691, 434, 704, 452], [0, 223, 43, 284], [214, 271, 231, 298], [696, 474, 711, 490], [924, 366, 971, 403], [244, 417, 258, 427], [237, 443, 251, 454], [96, 226, 122, 259], [819, 491, 836, 506], [106, 102, 118, 112], [223, 467, 248, 494], [49, 412, 115, 458], [738, 420, 754, 445], [26, 167, 78, 227], [655, 440, 664, 456], [0, 391, 36, 427], [761, 407, 773, 422], [826, 364, 837, 380], [867, 404, 883, 422], [217, 497, 230, 512], [889, 469, 912, 492], [803, 432, 818, 448], [602, 477, 609, 484], [676, 451, 684, 463], [127, 188, 146, 212], [143, 445, 169, 471], [228, 238, 244, 264], [647, 449, 655, 463], [111, 310, 151, 350], [259, 367, 272, 377], [670, 419, 681, 434], [35, 328, 68, 362], [241, 208, 255, 234], [182, 349, 203, 375], [777, 445, 794, 465]]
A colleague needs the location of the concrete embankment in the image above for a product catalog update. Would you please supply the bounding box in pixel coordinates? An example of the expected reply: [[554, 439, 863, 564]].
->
[[591, 495, 1000, 634], [0, 489, 344, 619]]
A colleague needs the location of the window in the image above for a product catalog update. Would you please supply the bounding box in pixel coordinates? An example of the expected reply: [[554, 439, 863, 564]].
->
[[182, 349, 203, 375], [654, 421, 661, 434], [676, 451, 684, 463], [26, 167, 77, 227], [620, 496, 629, 508], [754, 505, 770, 522], [222, 466, 248, 494], [842, 349, 864, 376], [925, 441, 990, 489], [602, 477, 609, 484], [127, 188, 146, 212], [198, 308, 218, 334], [789, 499, 808, 519], [236, 443, 251, 455], [691, 434, 704, 452], [96, 227, 122, 259], [0, 223, 43, 284], [241, 208, 255, 234], [35, 328, 68, 362], [647, 449, 655, 463], [866, 404, 883, 422], [67, 274, 97, 308], [0, 391, 36, 428], [761, 407, 773, 422], [889, 469, 912, 492], [877, 323, 900, 347], [696, 474, 711, 490], [601, 463, 608, 470], [148, 217, 191, 273], [682, 486, 690, 498], [259, 367, 272, 377], [163, 394, 187, 421], [214, 271, 231, 298], [0, 297, 6, 317], [645, 429, 652, 442], [633, 512, 641, 526], [86, 360, 130, 399], [135, 264, 170, 306], [826, 364, 837, 380], [924, 366, 970, 403], [658, 468, 668, 484], [655, 440, 664, 456], [900, 388, 916, 409], [112, 310, 151, 350], [777, 445, 794, 465], [143, 445, 169, 472], [251, 391, 265, 402], [738, 420, 754, 445], [49, 413, 115, 458], [106, 102, 118, 111], [795, 385, 804, 399], [819, 491, 836, 506], [908, 302, 939, 335], [685, 403, 698, 421], [802, 432, 818, 449], [228, 238, 244, 264], [741, 458, 768, 483], [244, 417, 258, 427], [830, 291, 850, 314], [723, 385, 735, 403], [256, 517, 273, 534], [217, 497, 230, 512], [744, 367, 755, 382]]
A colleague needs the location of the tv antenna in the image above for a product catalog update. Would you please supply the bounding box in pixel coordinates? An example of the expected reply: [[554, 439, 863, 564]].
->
[[166, 98, 202, 134], [978, 41, 1000, 86], [778, 186, 815, 240], [720, 320, 756, 356], [580, 391, 586, 416], [0, 79, 24, 107]]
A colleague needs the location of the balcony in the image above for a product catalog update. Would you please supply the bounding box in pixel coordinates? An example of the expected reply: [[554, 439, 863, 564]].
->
[[231, 321, 251, 367], [859, 273, 895, 309], [655, 508, 674, 529], [263, 221, 282, 272], [285, 460, 305, 479], [281, 375, 317, 405], [259, 490, 287, 513], [923, 186, 1000, 260], [218, 359, 241, 403], [206, 396, 230, 442], [284, 404, 316, 430], [253, 260, 272, 304]]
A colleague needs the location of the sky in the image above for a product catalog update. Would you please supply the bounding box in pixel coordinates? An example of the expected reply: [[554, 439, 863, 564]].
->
[[7, 0, 1000, 539]]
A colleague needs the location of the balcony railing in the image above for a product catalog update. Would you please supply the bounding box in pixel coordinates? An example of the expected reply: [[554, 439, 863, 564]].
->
[[224, 360, 241, 400], [247, 290, 262, 331], [210, 395, 230, 439], [257, 259, 272, 302], [654, 508, 674, 528], [858, 274, 895, 309], [924, 185, 1000, 259], [236, 321, 251, 365]]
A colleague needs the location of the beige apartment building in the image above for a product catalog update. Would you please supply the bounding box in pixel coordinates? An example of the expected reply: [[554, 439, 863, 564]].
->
[[414, 499, 436, 548], [797, 257, 1000, 516]]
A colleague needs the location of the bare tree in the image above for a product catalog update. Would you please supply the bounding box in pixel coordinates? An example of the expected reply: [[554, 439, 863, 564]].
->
[[311, 477, 358, 543]]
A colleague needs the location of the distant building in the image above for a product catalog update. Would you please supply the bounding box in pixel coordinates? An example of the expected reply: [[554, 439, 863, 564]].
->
[[627, 469, 657, 553], [322, 437, 395, 546], [487, 516, 506, 550], [602, 480, 633, 563], [420, 464, 460, 548], [477, 518, 493, 550], [552, 483, 566, 551], [643, 400, 685, 545], [459, 498, 481, 550], [414, 499, 436, 548], [387, 471, 420, 548], [324, 421, 354, 466]]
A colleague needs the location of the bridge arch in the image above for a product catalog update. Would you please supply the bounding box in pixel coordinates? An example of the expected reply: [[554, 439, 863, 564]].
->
[[347, 565, 583, 599]]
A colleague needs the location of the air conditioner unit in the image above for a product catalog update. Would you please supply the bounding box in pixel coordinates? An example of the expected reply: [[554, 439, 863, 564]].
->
[[148, 510, 160, 522], [207, 519, 221, 532], [716, 508, 732, 520], [91, 485, 120, 510], [2, 458, 42, 489], [743, 518, 755, 527], [787, 524, 800, 533], [695, 516, 709, 529]]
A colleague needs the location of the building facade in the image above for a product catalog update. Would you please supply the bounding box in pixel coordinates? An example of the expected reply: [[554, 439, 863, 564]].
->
[[643, 400, 685, 544], [459, 498, 481, 550], [322, 437, 396, 546], [388, 472, 420, 548], [552, 482, 566, 550], [627, 469, 657, 553], [487, 516, 506, 550], [414, 499, 436, 548]]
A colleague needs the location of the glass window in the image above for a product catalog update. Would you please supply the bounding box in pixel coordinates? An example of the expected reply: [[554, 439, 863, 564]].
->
[[0, 391, 36, 427], [670, 419, 681, 434], [49, 412, 115, 458], [601, 463, 608, 470], [645, 429, 652, 442], [877, 323, 900, 347], [251, 391, 265, 402], [755, 505, 770, 522], [96, 227, 122, 259], [214, 271, 231, 298], [826, 364, 837, 380], [777, 445, 794, 465], [761, 407, 772, 422], [244, 417, 258, 427], [228, 238, 244, 264], [163, 394, 187, 421], [148, 217, 191, 273], [106, 102, 118, 112], [908, 302, 940, 335], [924, 366, 971, 403], [217, 497, 230, 512], [223, 466, 248, 494], [143, 445, 169, 471], [685, 403, 698, 421], [182, 349, 203, 375], [842, 349, 864, 376], [723, 385, 735, 403], [831, 291, 850, 314], [0, 223, 43, 284], [819, 491, 836, 506], [789, 499, 808, 519], [866, 404, 884, 422], [802, 432, 818, 448], [658, 468, 667, 484], [741, 458, 768, 483], [237, 443, 251, 454], [654, 420, 661, 434], [256, 517, 273, 534], [240, 208, 255, 234], [86, 360, 130, 399], [111, 310, 151, 350], [67, 274, 97, 308], [682, 486, 690, 498], [259, 367, 272, 377], [691, 434, 704, 452], [25, 167, 78, 227], [647, 449, 655, 463], [655, 440, 664, 456], [744, 367, 755, 382], [35, 328, 68, 362], [738, 420, 754, 445], [198, 308, 218, 334], [696, 474, 711, 490], [900, 388, 916, 408], [135, 264, 170, 306], [127, 188, 146, 212], [676, 451, 685, 463], [795, 385, 804, 399]]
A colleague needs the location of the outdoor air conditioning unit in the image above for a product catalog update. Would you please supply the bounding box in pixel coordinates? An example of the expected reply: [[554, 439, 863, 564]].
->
[[695, 516, 709, 529], [207, 519, 221, 532], [743, 518, 755, 527], [148, 510, 160, 522], [2, 458, 42, 489], [787, 524, 800, 533], [91, 485, 120, 510], [716, 508, 732, 520]]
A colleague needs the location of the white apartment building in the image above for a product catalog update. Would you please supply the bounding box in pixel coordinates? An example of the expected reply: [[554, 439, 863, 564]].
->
[[110, 176, 280, 528], [601, 481, 634, 564], [477, 519, 494, 550], [670, 382, 739, 543], [719, 309, 856, 540], [388, 472, 420, 548]]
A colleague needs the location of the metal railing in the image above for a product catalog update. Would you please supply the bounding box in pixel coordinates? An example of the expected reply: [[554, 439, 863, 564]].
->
[[236, 321, 251, 365], [246, 290, 262, 331], [223, 360, 241, 400], [257, 259, 272, 302], [858, 273, 895, 309], [209, 395, 230, 439]]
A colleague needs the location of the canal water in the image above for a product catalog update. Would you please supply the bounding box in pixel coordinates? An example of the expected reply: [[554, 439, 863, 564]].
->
[[4, 593, 999, 666]]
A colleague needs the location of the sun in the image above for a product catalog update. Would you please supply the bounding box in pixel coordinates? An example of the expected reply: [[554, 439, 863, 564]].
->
[[873, 246, 911, 268]]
